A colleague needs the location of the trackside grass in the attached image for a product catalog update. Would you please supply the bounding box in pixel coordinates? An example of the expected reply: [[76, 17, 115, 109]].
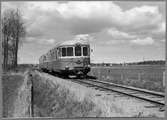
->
[[32, 73, 102, 117], [32, 71, 164, 117], [2, 64, 34, 117], [2, 73, 24, 117]]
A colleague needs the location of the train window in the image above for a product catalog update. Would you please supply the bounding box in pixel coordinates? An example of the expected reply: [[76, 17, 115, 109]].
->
[[62, 47, 66, 57], [83, 46, 88, 56], [58, 48, 61, 57], [75, 45, 81, 56], [67, 47, 73, 56]]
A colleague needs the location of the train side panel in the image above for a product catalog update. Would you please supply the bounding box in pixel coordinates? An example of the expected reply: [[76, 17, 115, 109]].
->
[[39, 40, 91, 76]]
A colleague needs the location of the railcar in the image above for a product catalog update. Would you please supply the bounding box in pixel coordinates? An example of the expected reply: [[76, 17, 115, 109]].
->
[[39, 39, 91, 77]]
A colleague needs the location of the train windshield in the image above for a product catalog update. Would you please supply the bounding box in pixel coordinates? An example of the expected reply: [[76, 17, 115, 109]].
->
[[83, 46, 88, 56], [67, 47, 73, 56], [75, 45, 81, 56], [62, 48, 66, 57], [60, 45, 89, 57], [61, 47, 74, 57]]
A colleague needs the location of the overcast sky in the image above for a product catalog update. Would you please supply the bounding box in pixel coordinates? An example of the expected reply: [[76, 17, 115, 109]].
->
[[2, 1, 166, 64]]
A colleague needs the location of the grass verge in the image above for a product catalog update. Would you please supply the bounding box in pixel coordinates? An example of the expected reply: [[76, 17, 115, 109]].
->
[[2, 73, 24, 117], [32, 73, 102, 118]]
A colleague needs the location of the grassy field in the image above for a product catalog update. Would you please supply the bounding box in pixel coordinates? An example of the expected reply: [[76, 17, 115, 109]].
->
[[89, 65, 165, 92]]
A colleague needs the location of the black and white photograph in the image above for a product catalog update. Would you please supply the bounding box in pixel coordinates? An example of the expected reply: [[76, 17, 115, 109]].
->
[[1, 1, 166, 118]]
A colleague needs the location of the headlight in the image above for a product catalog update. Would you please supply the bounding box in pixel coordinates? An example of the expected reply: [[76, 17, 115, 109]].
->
[[87, 65, 91, 67], [65, 66, 69, 70]]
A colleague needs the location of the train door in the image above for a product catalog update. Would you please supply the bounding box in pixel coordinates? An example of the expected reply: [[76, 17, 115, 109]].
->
[[57, 47, 61, 59]]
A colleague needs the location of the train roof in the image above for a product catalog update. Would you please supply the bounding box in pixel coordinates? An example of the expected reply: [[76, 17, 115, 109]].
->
[[58, 39, 89, 47], [40, 39, 90, 58]]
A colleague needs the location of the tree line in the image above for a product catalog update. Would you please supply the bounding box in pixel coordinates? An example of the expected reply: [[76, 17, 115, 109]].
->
[[2, 9, 26, 71], [127, 60, 165, 65], [91, 60, 165, 67]]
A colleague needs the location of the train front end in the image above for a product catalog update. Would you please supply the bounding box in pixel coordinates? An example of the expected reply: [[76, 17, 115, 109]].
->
[[58, 40, 91, 77]]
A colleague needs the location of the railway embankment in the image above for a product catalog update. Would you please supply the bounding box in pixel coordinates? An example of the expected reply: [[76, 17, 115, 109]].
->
[[31, 71, 164, 117], [32, 71, 102, 117]]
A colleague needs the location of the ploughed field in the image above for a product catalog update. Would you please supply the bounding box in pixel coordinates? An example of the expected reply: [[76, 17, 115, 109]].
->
[[89, 65, 165, 92]]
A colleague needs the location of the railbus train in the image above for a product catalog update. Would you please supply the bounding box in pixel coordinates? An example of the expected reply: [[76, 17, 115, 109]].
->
[[39, 39, 91, 78]]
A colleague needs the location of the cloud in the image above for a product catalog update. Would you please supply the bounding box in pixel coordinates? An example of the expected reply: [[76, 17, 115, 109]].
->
[[107, 28, 136, 40], [25, 37, 56, 45], [53, 2, 164, 34], [2, 1, 165, 44], [130, 37, 154, 45], [74, 34, 94, 41], [46, 39, 56, 44], [14, 1, 164, 37], [56, 2, 122, 20], [104, 40, 126, 45], [161, 39, 165, 42], [124, 5, 161, 26], [151, 21, 165, 39]]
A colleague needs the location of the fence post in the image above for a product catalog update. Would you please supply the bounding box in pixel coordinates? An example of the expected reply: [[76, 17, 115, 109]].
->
[[99, 68, 102, 80], [163, 71, 165, 87], [121, 74, 123, 81], [138, 73, 141, 81], [28, 72, 33, 117], [31, 73, 34, 117]]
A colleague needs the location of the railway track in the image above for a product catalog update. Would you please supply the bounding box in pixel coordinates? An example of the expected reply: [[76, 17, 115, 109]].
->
[[40, 70, 165, 107], [68, 77, 165, 107]]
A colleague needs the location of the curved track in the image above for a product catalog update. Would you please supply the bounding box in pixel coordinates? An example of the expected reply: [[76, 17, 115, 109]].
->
[[68, 77, 165, 106], [38, 69, 165, 107]]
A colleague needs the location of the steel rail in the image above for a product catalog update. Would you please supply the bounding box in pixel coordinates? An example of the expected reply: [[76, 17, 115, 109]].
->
[[40, 70, 165, 107], [85, 79, 164, 97], [69, 78, 165, 106]]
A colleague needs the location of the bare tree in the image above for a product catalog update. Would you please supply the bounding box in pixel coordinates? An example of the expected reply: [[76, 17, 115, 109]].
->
[[2, 10, 10, 71], [2, 9, 26, 71]]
